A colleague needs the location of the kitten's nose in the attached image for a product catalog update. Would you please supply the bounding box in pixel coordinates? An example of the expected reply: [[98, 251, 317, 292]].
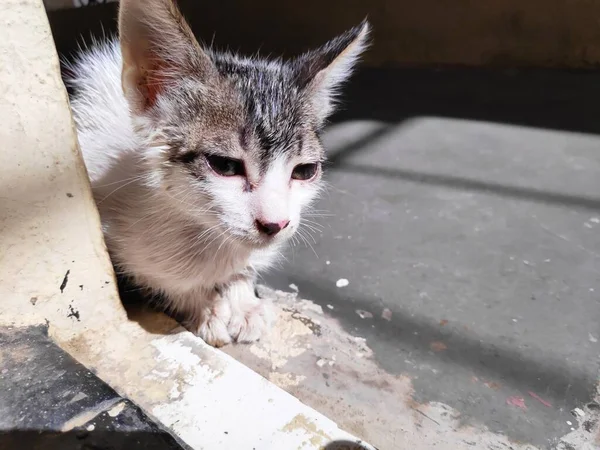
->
[[255, 219, 290, 236]]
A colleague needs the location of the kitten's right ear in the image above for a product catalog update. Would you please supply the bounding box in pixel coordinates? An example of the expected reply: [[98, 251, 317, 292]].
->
[[118, 0, 216, 116], [294, 20, 371, 125]]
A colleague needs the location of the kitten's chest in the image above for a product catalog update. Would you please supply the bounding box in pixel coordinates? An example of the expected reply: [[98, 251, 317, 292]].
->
[[187, 241, 278, 286]]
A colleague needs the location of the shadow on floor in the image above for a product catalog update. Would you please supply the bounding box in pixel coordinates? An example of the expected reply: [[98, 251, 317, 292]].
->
[[0, 430, 186, 450], [331, 161, 600, 212], [281, 273, 595, 413]]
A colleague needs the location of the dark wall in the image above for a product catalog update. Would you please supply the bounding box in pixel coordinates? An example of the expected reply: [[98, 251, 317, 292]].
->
[[47, 0, 600, 68]]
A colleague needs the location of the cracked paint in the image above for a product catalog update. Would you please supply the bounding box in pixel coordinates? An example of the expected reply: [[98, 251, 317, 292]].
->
[[225, 286, 573, 449], [249, 308, 314, 370], [281, 414, 331, 447]]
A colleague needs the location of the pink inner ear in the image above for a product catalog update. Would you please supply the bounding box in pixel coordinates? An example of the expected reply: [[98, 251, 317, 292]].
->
[[142, 56, 172, 110]]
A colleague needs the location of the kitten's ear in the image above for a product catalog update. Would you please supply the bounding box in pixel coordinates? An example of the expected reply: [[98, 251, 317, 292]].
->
[[295, 20, 371, 124], [118, 0, 216, 115]]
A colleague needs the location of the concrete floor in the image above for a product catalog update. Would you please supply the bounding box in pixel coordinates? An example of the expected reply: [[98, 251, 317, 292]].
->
[[259, 68, 600, 448]]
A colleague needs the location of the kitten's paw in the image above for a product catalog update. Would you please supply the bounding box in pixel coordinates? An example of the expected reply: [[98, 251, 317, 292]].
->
[[188, 302, 233, 347], [227, 300, 274, 344], [195, 315, 232, 347]]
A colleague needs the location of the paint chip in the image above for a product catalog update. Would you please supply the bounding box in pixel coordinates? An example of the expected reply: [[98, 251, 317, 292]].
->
[[86, 424, 95, 431], [325, 260, 331, 265], [288, 283, 299, 292], [336, 278, 349, 288], [326, 304, 334, 310], [430, 341, 448, 352], [572, 407, 585, 418], [506, 396, 527, 410], [567, 421, 573, 426], [356, 310, 373, 319], [484, 381, 502, 390], [108, 402, 126, 418], [381, 308, 392, 321], [528, 391, 552, 408], [67, 392, 88, 404]]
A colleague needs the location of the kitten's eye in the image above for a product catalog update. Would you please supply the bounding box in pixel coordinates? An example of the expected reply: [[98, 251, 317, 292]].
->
[[291, 163, 319, 181], [205, 155, 245, 177]]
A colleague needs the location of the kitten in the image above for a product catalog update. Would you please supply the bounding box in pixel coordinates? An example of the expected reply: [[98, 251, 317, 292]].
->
[[66, 0, 370, 347]]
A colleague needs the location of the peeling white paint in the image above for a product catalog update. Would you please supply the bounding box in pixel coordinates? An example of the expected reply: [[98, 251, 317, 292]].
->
[[150, 334, 371, 449], [249, 308, 313, 369], [150, 337, 223, 385], [269, 372, 306, 388], [107, 402, 125, 418], [296, 299, 324, 315]]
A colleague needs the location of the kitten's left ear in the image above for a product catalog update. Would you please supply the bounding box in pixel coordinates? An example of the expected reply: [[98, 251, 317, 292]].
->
[[294, 20, 371, 124]]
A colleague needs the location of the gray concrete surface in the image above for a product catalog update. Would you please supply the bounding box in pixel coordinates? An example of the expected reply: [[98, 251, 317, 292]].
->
[[263, 68, 600, 448]]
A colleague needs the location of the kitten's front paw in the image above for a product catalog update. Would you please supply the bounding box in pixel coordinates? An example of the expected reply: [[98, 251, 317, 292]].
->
[[227, 300, 274, 344], [188, 302, 233, 347], [195, 315, 232, 348]]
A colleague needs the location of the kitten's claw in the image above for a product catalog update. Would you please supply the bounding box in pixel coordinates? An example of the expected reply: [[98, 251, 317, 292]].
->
[[194, 315, 232, 347], [188, 304, 233, 347], [227, 301, 274, 343]]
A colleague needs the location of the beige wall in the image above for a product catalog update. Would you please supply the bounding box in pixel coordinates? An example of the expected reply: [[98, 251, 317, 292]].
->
[[46, 0, 600, 68]]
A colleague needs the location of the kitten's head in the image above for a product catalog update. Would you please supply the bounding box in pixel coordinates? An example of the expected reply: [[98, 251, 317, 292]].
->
[[119, 0, 369, 248]]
